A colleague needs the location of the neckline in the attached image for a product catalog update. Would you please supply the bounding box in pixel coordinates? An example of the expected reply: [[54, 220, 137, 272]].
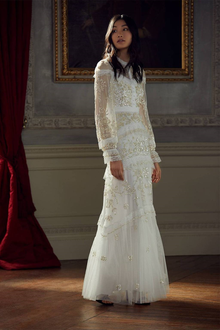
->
[[117, 56, 129, 64]]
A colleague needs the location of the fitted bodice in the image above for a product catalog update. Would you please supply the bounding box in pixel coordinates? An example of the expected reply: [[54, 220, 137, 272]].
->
[[93, 57, 161, 165], [110, 57, 143, 114]]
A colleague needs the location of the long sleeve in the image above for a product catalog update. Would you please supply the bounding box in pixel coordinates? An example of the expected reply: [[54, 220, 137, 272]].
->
[[139, 71, 161, 163], [93, 60, 122, 164]]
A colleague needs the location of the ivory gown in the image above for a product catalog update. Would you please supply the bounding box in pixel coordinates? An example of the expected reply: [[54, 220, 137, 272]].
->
[[82, 56, 169, 305]]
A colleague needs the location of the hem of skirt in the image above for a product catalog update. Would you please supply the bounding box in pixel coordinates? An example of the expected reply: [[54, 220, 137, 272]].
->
[[82, 292, 169, 306]]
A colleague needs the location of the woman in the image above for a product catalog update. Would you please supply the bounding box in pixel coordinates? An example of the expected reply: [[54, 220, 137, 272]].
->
[[82, 14, 169, 306]]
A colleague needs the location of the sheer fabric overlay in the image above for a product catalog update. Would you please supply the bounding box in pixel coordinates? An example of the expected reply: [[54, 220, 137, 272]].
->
[[82, 57, 169, 305]]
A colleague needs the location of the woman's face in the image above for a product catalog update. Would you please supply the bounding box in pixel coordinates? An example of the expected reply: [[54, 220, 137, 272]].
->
[[111, 19, 132, 51]]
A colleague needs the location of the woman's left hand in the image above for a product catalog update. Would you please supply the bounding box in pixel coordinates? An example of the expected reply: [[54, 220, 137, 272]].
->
[[152, 162, 161, 183]]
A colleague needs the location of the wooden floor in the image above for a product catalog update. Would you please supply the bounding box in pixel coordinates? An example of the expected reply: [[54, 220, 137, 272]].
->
[[0, 256, 219, 330]]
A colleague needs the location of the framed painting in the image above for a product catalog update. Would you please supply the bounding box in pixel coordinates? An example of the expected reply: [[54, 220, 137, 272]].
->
[[53, 0, 194, 82]]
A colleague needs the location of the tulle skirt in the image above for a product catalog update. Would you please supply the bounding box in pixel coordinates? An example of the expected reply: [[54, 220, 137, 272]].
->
[[82, 156, 170, 305]]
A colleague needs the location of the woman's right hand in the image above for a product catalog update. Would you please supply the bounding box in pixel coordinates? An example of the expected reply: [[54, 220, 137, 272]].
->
[[110, 160, 124, 181]]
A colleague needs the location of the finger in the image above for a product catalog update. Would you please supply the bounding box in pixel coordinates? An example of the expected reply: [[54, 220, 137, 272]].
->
[[115, 170, 121, 180], [112, 171, 117, 179]]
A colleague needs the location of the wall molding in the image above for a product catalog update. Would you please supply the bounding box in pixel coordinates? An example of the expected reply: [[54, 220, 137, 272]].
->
[[25, 143, 220, 259], [42, 222, 220, 238], [24, 142, 220, 165], [24, 142, 220, 156]]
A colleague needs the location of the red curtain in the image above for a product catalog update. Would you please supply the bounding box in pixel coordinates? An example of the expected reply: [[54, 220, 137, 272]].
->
[[0, 0, 61, 270]]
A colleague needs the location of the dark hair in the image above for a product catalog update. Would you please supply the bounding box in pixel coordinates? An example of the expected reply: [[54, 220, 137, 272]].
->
[[102, 14, 144, 84]]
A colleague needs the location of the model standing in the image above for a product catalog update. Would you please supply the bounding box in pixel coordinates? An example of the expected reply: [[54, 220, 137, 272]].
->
[[82, 14, 169, 306]]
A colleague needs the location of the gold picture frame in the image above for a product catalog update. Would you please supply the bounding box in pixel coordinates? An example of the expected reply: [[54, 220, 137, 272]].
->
[[53, 0, 194, 82], [24, 0, 219, 129]]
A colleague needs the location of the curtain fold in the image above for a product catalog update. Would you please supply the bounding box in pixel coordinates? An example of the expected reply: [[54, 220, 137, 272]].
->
[[0, 0, 61, 270]]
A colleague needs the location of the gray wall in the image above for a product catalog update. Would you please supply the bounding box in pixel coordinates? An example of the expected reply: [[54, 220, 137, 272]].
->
[[22, 0, 220, 145]]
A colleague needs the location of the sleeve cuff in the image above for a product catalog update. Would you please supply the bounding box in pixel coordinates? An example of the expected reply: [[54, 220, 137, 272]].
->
[[103, 149, 122, 164], [150, 150, 161, 163]]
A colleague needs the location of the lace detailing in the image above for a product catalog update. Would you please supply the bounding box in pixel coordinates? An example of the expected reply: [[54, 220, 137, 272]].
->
[[83, 61, 168, 308], [93, 59, 161, 164], [117, 136, 151, 160], [135, 83, 145, 108], [116, 112, 142, 129], [94, 60, 121, 164], [112, 81, 133, 107], [98, 159, 155, 234], [139, 71, 161, 163], [103, 149, 122, 163]]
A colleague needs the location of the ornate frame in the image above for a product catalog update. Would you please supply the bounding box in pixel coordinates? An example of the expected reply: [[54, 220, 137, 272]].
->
[[24, 0, 220, 129], [54, 0, 194, 82]]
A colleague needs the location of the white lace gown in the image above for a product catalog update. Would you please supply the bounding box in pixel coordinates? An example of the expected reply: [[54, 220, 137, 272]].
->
[[82, 56, 170, 305]]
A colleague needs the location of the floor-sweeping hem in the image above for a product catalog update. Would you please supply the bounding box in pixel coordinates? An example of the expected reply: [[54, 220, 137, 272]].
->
[[82, 292, 169, 306]]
